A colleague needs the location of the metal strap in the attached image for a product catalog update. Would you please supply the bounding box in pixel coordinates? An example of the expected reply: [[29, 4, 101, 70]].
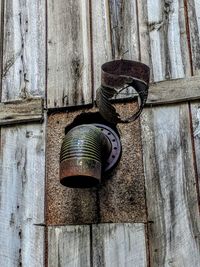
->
[[96, 60, 150, 124]]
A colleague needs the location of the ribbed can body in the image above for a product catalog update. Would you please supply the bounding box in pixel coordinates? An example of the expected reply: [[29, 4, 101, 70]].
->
[[60, 124, 110, 188]]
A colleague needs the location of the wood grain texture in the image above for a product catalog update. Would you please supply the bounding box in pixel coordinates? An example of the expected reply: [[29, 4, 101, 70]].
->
[[141, 104, 200, 266], [2, 0, 45, 101], [0, 98, 43, 125], [191, 101, 200, 194], [91, 0, 140, 97], [92, 223, 147, 267], [0, 0, 3, 95], [147, 76, 200, 105], [138, 0, 190, 82], [0, 124, 45, 266], [91, 0, 112, 94], [48, 225, 90, 267], [109, 0, 139, 60], [137, 0, 151, 66], [47, 0, 91, 108], [187, 0, 200, 75]]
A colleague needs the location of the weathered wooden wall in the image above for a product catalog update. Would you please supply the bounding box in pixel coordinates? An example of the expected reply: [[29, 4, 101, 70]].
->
[[0, 0, 200, 266]]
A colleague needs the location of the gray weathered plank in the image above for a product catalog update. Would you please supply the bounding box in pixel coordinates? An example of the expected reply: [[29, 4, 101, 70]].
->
[[92, 223, 147, 267], [147, 75, 200, 105], [187, 0, 200, 75], [91, 0, 140, 97], [109, 0, 139, 60], [141, 104, 200, 266], [0, 98, 43, 125], [91, 0, 112, 94], [47, 0, 92, 108], [137, 0, 151, 67], [0, 124, 45, 266], [191, 101, 200, 194], [138, 0, 191, 82], [0, 0, 3, 94], [2, 0, 45, 101], [139, 2, 200, 264], [48, 225, 90, 267]]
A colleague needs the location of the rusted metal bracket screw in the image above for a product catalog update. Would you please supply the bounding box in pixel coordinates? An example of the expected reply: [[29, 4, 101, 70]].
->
[[60, 124, 121, 188]]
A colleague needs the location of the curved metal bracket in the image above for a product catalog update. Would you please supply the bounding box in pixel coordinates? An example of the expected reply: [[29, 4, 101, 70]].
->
[[96, 60, 150, 124]]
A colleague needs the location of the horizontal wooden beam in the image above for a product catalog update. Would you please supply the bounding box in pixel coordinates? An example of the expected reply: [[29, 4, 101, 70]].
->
[[1, 75, 199, 124], [93, 76, 200, 108], [0, 98, 43, 126], [147, 76, 200, 105]]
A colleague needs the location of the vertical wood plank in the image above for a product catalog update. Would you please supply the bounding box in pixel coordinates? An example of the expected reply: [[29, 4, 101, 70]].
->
[[0, 0, 3, 95], [91, 0, 140, 96], [187, 0, 200, 75], [0, 124, 45, 266], [136, 0, 152, 79], [109, 0, 139, 60], [191, 101, 200, 193], [138, 0, 191, 81], [48, 225, 91, 267], [47, 0, 92, 108], [91, 0, 112, 94], [2, 0, 45, 101], [141, 105, 200, 266], [92, 223, 147, 267], [139, 1, 199, 265]]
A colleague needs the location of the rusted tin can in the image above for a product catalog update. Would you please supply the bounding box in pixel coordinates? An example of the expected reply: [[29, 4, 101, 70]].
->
[[60, 124, 111, 188]]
